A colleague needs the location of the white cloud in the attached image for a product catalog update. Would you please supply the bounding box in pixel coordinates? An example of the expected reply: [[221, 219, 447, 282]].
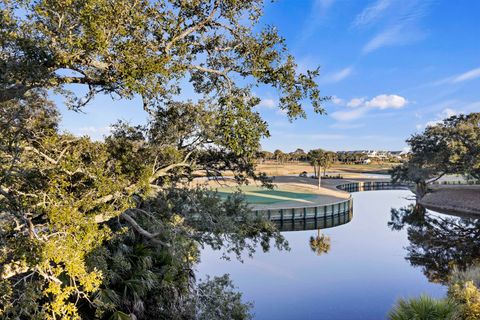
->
[[442, 108, 458, 118], [353, 0, 392, 27], [347, 97, 366, 108], [331, 94, 408, 122], [257, 98, 277, 109], [347, 94, 407, 109], [425, 108, 458, 128], [322, 67, 353, 83], [364, 94, 408, 109], [452, 67, 480, 83], [331, 95, 344, 105]]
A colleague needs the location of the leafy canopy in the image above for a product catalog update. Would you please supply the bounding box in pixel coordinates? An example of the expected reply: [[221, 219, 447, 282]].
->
[[0, 0, 325, 319], [391, 112, 480, 195]]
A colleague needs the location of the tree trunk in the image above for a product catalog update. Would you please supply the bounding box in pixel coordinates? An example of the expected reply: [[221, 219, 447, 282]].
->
[[318, 166, 322, 189], [415, 181, 427, 199]]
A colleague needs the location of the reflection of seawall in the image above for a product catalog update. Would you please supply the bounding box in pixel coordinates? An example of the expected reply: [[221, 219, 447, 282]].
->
[[274, 211, 352, 232], [253, 181, 408, 229]]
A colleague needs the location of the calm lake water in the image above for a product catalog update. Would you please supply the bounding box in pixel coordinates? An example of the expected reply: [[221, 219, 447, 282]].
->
[[196, 190, 473, 319]]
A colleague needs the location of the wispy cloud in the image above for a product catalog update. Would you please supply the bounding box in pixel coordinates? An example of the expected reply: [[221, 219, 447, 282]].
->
[[429, 67, 480, 86], [299, 0, 336, 42], [353, 0, 393, 28], [321, 67, 354, 84], [362, 24, 426, 54], [357, 0, 433, 54], [331, 94, 408, 121], [315, 0, 335, 10], [453, 68, 480, 82]]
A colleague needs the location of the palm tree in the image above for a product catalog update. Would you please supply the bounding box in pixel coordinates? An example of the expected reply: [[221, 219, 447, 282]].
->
[[388, 295, 459, 320], [309, 229, 331, 256], [307, 149, 324, 189], [322, 151, 336, 176]]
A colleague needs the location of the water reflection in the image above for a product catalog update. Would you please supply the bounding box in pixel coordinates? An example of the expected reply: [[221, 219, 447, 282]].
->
[[273, 210, 352, 232], [389, 203, 480, 284], [274, 211, 352, 257], [309, 229, 331, 256], [198, 190, 446, 319]]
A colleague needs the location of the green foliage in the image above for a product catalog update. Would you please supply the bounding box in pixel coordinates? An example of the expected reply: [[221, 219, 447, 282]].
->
[[448, 266, 480, 320], [1, 0, 327, 318], [388, 295, 459, 320], [0, 91, 287, 319], [391, 112, 480, 196], [388, 265, 480, 320], [1, 0, 327, 116], [307, 149, 335, 178], [194, 275, 253, 320]]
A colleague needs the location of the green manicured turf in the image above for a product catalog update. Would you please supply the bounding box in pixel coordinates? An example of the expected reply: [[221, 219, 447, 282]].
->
[[215, 186, 316, 204]]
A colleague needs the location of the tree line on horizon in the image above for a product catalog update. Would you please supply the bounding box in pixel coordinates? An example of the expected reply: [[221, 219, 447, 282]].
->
[[257, 149, 403, 165]]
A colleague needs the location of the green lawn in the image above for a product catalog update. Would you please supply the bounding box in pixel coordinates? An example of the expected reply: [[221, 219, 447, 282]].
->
[[215, 186, 317, 205]]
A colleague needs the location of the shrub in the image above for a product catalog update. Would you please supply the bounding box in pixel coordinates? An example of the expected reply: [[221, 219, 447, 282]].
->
[[448, 265, 480, 320], [388, 295, 459, 320]]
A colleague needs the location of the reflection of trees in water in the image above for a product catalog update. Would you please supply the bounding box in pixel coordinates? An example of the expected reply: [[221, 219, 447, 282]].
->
[[309, 229, 331, 256], [389, 203, 480, 284]]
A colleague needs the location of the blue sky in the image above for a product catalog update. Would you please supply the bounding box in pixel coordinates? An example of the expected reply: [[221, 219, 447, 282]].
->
[[58, 0, 480, 152]]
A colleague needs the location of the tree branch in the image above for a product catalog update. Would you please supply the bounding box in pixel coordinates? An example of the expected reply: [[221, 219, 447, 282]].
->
[[427, 172, 446, 184], [120, 210, 168, 246], [165, 1, 218, 52], [0, 83, 31, 103], [149, 151, 194, 183]]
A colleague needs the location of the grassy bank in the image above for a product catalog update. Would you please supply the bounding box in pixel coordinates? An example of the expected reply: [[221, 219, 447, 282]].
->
[[255, 161, 397, 176]]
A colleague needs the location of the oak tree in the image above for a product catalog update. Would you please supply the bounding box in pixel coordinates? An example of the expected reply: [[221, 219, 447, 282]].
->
[[0, 0, 326, 318]]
